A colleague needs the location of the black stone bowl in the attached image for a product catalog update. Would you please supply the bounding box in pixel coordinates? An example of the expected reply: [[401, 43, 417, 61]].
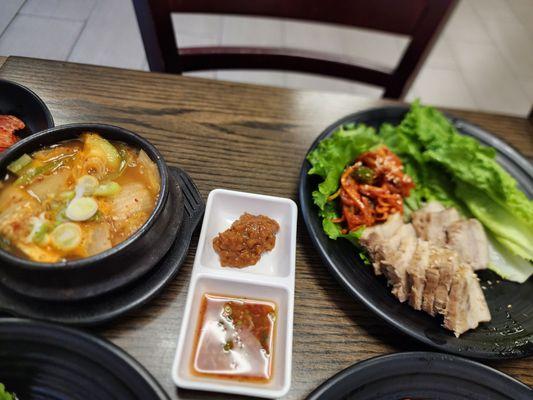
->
[[0, 318, 170, 400], [0, 124, 183, 301], [0, 79, 54, 137]]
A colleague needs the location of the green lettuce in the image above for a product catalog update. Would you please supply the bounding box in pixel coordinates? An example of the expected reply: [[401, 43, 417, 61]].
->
[[307, 123, 381, 241], [0, 384, 14, 400], [456, 183, 533, 261], [387, 102, 532, 256], [381, 101, 532, 280], [307, 100, 532, 282]]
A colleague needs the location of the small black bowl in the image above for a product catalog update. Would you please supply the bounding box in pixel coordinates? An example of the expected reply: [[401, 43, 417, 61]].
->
[[0, 124, 184, 301], [0, 318, 169, 400], [0, 79, 54, 137]]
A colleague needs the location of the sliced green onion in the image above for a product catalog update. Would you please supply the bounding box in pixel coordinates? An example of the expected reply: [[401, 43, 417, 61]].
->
[[94, 181, 121, 197], [66, 197, 98, 221], [76, 175, 99, 196], [54, 210, 68, 225], [88, 210, 103, 222], [26, 213, 51, 244], [59, 191, 76, 201], [50, 222, 82, 251], [32, 222, 51, 244], [7, 154, 32, 175], [14, 160, 62, 186]]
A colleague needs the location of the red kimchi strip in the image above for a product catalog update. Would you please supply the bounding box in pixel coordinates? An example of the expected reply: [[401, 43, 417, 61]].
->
[[0, 115, 25, 152], [332, 146, 414, 233]]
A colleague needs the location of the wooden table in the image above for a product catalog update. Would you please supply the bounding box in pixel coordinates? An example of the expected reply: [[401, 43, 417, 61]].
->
[[0, 56, 531, 399]]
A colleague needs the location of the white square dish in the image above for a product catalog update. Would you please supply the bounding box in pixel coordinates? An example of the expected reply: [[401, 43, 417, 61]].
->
[[171, 189, 297, 399], [197, 189, 297, 278]]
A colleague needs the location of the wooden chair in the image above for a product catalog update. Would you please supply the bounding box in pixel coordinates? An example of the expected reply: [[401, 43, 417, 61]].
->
[[132, 0, 457, 99]]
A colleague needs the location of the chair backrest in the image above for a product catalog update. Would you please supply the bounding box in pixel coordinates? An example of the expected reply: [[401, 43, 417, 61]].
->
[[133, 0, 457, 98]]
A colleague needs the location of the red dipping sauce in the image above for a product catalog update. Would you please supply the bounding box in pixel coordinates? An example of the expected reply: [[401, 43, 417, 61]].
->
[[191, 294, 277, 382]]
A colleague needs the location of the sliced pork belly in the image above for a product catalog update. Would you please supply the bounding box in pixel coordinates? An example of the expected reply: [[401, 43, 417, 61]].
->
[[411, 201, 444, 234], [358, 203, 491, 337], [380, 233, 418, 302], [414, 201, 445, 214], [468, 273, 492, 329], [360, 213, 404, 275], [444, 264, 491, 336], [446, 219, 489, 270], [407, 240, 430, 310], [421, 249, 440, 316], [433, 249, 459, 315], [412, 207, 461, 245], [372, 223, 416, 274], [421, 247, 458, 316], [360, 213, 403, 244]]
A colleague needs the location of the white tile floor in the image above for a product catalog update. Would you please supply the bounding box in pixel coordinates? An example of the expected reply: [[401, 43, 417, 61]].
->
[[0, 0, 532, 117]]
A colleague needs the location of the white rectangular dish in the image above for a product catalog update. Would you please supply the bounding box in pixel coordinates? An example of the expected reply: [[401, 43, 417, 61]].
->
[[172, 189, 297, 398]]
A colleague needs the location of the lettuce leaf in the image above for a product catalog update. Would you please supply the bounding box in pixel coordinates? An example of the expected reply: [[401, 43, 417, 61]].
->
[[307, 100, 532, 281], [488, 235, 532, 283], [307, 124, 381, 240], [456, 183, 533, 260], [389, 102, 532, 257], [382, 101, 532, 280], [308, 124, 382, 210], [0, 384, 14, 400], [380, 121, 464, 213]]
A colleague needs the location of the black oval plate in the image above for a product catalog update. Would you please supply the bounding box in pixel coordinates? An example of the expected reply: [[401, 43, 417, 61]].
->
[[0, 318, 169, 400], [0, 79, 54, 137], [0, 167, 204, 325], [299, 106, 533, 359], [307, 352, 531, 400]]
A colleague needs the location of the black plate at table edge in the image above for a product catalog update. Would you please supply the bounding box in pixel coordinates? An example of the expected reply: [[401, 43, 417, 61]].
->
[[306, 352, 531, 400], [298, 105, 533, 360], [0, 78, 54, 135], [0, 318, 170, 400], [0, 166, 204, 326]]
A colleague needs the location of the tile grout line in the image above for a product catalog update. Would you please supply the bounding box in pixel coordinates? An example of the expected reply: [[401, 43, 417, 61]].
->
[[467, 0, 531, 115], [0, 0, 27, 39], [504, 0, 533, 91], [427, 37, 462, 72], [439, 36, 480, 110], [445, 1, 495, 111], [475, 0, 531, 79], [65, 0, 99, 61], [17, 12, 91, 23]]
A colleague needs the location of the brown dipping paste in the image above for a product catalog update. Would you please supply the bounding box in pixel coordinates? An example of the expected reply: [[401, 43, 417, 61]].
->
[[213, 213, 279, 267]]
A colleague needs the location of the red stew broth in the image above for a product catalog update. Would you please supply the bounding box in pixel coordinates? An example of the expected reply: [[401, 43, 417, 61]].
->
[[191, 294, 277, 382]]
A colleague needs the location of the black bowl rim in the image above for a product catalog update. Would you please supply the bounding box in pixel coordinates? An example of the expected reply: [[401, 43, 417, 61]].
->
[[306, 351, 531, 400], [0, 123, 169, 270], [0, 78, 55, 130], [0, 317, 170, 400], [298, 105, 533, 360]]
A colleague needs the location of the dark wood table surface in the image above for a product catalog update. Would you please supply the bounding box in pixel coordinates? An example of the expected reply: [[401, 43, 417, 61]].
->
[[0, 56, 531, 399]]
